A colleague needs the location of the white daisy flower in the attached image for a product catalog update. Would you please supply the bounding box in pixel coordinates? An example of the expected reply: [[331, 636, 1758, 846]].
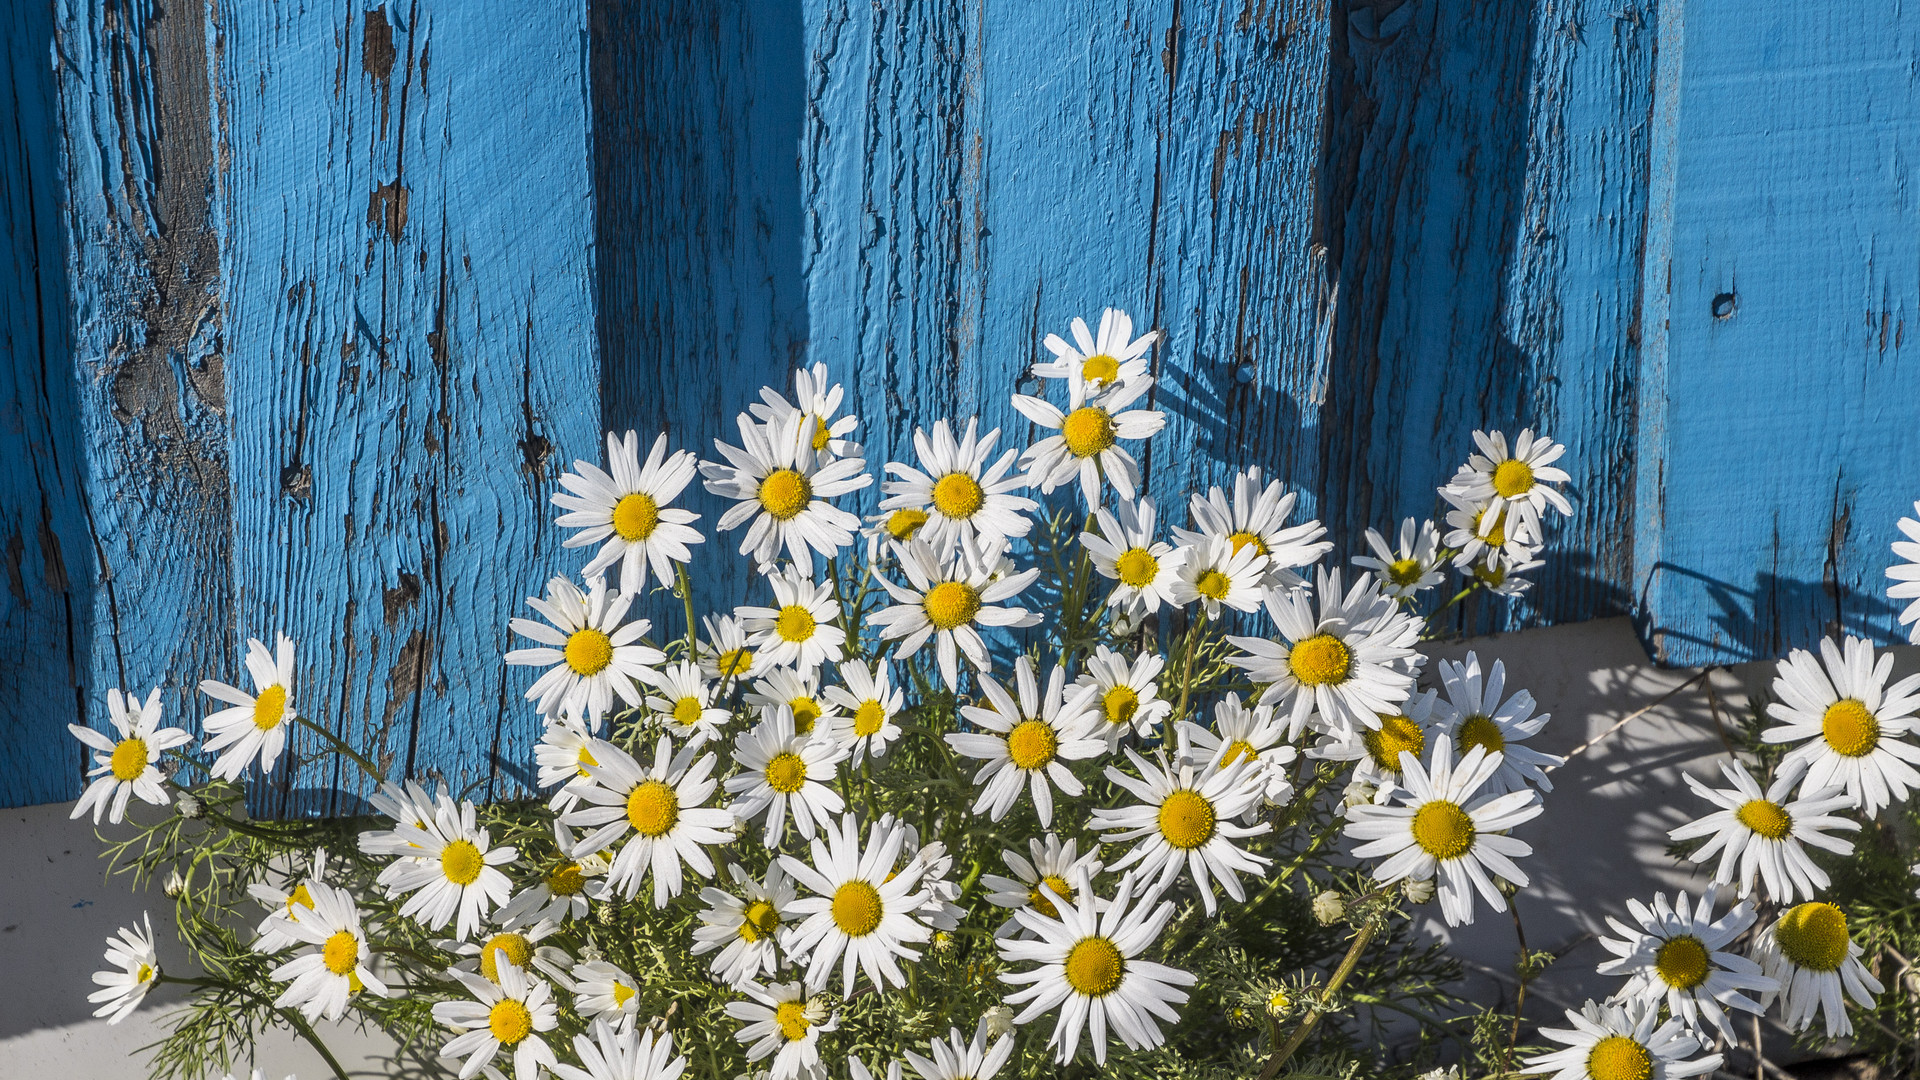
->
[[444, 917, 574, 987], [1595, 885, 1775, 1041], [880, 418, 1037, 553], [376, 793, 517, 940], [820, 659, 905, 762], [702, 409, 870, 569], [199, 632, 298, 780], [1666, 759, 1859, 904], [1473, 551, 1544, 597], [699, 613, 759, 686], [1012, 365, 1166, 504], [1033, 307, 1159, 394], [89, 913, 161, 1024], [723, 707, 848, 846], [1226, 568, 1422, 739], [1168, 535, 1268, 618], [69, 686, 192, 824], [1440, 486, 1540, 573], [1754, 901, 1885, 1038], [693, 862, 799, 988], [1078, 497, 1189, 615], [1177, 692, 1302, 812], [1351, 517, 1444, 600], [886, 817, 966, 932], [1342, 733, 1544, 926], [725, 980, 836, 1080], [506, 576, 666, 725], [981, 834, 1105, 939], [645, 661, 731, 745], [432, 960, 559, 1080], [553, 431, 704, 592], [862, 506, 932, 563], [1523, 998, 1721, 1080], [1077, 646, 1173, 747], [247, 849, 331, 953], [748, 362, 863, 464], [1305, 691, 1437, 788], [553, 1020, 688, 1080], [998, 872, 1195, 1065], [1887, 501, 1920, 643], [497, 821, 611, 927], [903, 1017, 1015, 1080], [1093, 749, 1271, 914], [534, 715, 601, 813], [357, 779, 441, 857], [738, 569, 844, 673], [1171, 466, 1330, 590], [1762, 635, 1920, 817], [269, 881, 389, 1022], [570, 960, 643, 1032], [746, 667, 838, 739], [1446, 428, 1574, 547], [947, 656, 1105, 827], [871, 537, 1040, 692], [777, 811, 933, 994], [1431, 652, 1563, 794], [562, 736, 733, 907]]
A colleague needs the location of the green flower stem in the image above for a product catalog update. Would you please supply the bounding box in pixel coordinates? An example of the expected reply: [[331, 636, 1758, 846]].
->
[[292, 715, 385, 784], [676, 563, 700, 660], [1256, 920, 1379, 1080], [1171, 609, 1211, 723], [159, 974, 352, 1080]]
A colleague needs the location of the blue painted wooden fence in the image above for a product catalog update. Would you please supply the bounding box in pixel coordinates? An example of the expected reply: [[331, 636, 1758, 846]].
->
[[3, 0, 1916, 809]]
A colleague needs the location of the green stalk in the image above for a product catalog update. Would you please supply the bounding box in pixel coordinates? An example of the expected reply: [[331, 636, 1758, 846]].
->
[[161, 974, 353, 1080], [292, 715, 385, 784], [1256, 921, 1379, 1080]]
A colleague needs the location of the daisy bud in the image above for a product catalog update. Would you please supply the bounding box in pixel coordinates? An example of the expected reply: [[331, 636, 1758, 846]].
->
[[1312, 890, 1346, 926], [932, 930, 954, 953], [594, 898, 617, 926], [982, 1004, 1016, 1038], [1403, 877, 1436, 904], [162, 869, 186, 898], [1265, 988, 1292, 1018], [1342, 780, 1377, 808], [176, 792, 205, 819]]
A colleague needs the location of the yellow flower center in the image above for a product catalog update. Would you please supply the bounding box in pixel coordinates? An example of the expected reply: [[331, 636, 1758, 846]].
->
[[441, 840, 485, 886], [831, 880, 884, 937], [1158, 789, 1217, 850], [1060, 406, 1117, 457], [1081, 353, 1120, 384], [1115, 547, 1160, 588], [1288, 634, 1352, 686], [626, 779, 679, 837], [1006, 719, 1057, 771], [546, 862, 586, 896], [286, 884, 315, 917], [1102, 685, 1140, 726], [775, 1000, 811, 1042], [576, 742, 598, 777], [252, 684, 288, 730], [775, 605, 817, 643], [322, 930, 360, 976], [1387, 557, 1424, 586], [135, 962, 154, 984], [1228, 531, 1270, 557], [671, 696, 705, 728], [1216, 739, 1257, 767], [1363, 713, 1425, 772], [1492, 459, 1535, 499], [478, 932, 533, 982], [758, 469, 811, 520], [488, 998, 533, 1046], [1821, 698, 1880, 757], [1735, 798, 1793, 840], [1456, 713, 1506, 756], [1028, 873, 1075, 919], [565, 628, 615, 676], [110, 737, 150, 782], [789, 696, 821, 734], [1194, 568, 1231, 599], [715, 647, 752, 679], [922, 581, 982, 630], [885, 508, 929, 540], [611, 492, 660, 540], [1063, 936, 1126, 997], [611, 980, 636, 1006], [347, 972, 364, 993], [811, 416, 832, 452], [853, 700, 887, 737], [765, 751, 809, 794], [1586, 1035, 1652, 1080], [1472, 508, 1507, 548], [1654, 935, 1711, 990], [932, 473, 986, 519], [1775, 902, 1850, 972], [1267, 988, 1291, 1014], [1410, 801, 1475, 859], [740, 899, 781, 942]]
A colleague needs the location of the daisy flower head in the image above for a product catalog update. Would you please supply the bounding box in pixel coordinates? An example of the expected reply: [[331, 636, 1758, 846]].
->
[[701, 408, 870, 569], [778, 811, 934, 994], [562, 735, 733, 908], [199, 632, 298, 781], [1226, 567, 1421, 740], [746, 667, 839, 739], [432, 960, 559, 1080], [505, 575, 665, 726], [645, 661, 730, 745], [699, 613, 758, 686], [1440, 486, 1540, 573], [738, 569, 843, 673], [570, 959, 643, 1031], [247, 848, 331, 953], [1012, 360, 1166, 504], [981, 833, 1105, 939], [1168, 535, 1268, 618], [1754, 901, 1885, 1037], [1090, 749, 1273, 915], [376, 793, 517, 940], [1666, 758, 1859, 904], [820, 659, 905, 762], [90, 913, 161, 1024], [903, 1017, 1015, 1080], [880, 417, 1037, 552], [1595, 885, 1775, 1041], [1306, 690, 1437, 788], [862, 505, 932, 564], [1351, 517, 1444, 601], [552, 430, 704, 593], [725, 979, 836, 1080], [1523, 998, 1722, 1080], [358, 779, 441, 857], [997, 871, 1195, 1065], [444, 917, 575, 987], [535, 714, 601, 813], [1171, 466, 1331, 590], [496, 820, 610, 927], [1763, 635, 1920, 817], [1473, 549, 1545, 596], [1033, 307, 1159, 395], [871, 537, 1039, 692], [552, 1020, 688, 1080], [947, 656, 1105, 827], [1888, 500, 1920, 643], [1431, 652, 1563, 794], [1078, 496, 1188, 615], [1342, 733, 1544, 926], [693, 862, 798, 988], [723, 706, 848, 847], [749, 361, 862, 464], [1446, 428, 1573, 548], [269, 881, 389, 1022], [1177, 692, 1302, 811], [69, 686, 192, 824], [1078, 646, 1173, 747]]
